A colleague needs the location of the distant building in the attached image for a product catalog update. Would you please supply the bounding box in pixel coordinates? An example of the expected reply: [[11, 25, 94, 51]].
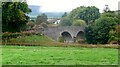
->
[[54, 20, 61, 24], [47, 18, 61, 24]]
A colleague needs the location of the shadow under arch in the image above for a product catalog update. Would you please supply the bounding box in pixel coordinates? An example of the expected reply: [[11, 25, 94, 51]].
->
[[76, 31, 85, 40], [61, 31, 72, 43]]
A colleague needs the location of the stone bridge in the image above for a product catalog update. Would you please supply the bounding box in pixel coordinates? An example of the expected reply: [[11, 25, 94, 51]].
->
[[38, 26, 85, 42]]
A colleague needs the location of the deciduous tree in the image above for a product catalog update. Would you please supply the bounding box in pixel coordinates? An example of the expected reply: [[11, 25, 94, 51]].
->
[[109, 25, 120, 44], [72, 19, 86, 27], [69, 6, 100, 25], [86, 17, 118, 44], [59, 17, 72, 26], [2, 2, 31, 32], [36, 13, 48, 24], [62, 12, 68, 17]]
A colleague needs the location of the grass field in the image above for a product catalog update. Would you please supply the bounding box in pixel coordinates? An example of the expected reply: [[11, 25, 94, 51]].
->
[[9, 35, 54, 43], [2, 46, 118, 65]]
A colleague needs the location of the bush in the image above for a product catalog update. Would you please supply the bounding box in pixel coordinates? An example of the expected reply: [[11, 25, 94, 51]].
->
[[109, 25, 120, 45], [59, 17, 72, 26], [77, 39, 85, 44], [85, 17, 118, 44], [109, 41, 118, 44], [2, 32, 22, 42], [73, 19, 86, 27], [58, 36, 64, 43], [26, 22, 35, 30], [2, 32, 41, 42]]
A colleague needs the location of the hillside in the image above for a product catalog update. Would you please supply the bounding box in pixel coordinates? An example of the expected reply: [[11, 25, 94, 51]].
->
[[43, 12, 64, 18]]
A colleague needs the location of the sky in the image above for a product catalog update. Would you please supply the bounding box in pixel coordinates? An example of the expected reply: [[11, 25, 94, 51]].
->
[[27, 0, 120, 13]]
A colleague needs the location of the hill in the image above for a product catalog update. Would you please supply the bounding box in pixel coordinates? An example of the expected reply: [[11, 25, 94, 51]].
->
[[43, 12, 64, 18]]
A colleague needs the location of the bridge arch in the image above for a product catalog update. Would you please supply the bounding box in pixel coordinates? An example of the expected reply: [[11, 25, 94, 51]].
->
[[61, 31, 73, 43], [41, 26, 85, 43], [76, 31, 85, 40]]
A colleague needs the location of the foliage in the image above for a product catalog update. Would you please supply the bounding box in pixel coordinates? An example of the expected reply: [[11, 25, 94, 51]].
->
[[72, 19, 86, 27], [58, 36, 64, 43], [0, 3, 1, 33], [26, 21, 35, 30], [109, 25, 120, 44], [2, 33, 22, 42], [101, 12, 120, 24], [85, 17, 118, 44], [69, 6, 100, 25], [85, 24, 95, 44], [60, 6, 100, 26], [36, 13, 48, 24], [59, 17, 72, 26], [0, 2, 1, 8], [41, 22, 48, 28], [85, 11, 119, 44], [101, 12, 117, 18], [2, 32, 41, 42], [2, 2, 31, 32], [62, 12, 68, 17], [69, 6, 86, 21]]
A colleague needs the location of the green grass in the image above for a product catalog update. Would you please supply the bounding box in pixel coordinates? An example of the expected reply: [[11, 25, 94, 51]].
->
[[9, 35, 54, 43], [2, 46, 118, 65], [2, 35, 119, 65]]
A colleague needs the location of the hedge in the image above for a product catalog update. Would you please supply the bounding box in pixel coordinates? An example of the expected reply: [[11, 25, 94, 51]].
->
[[2, 32, 41, 42]]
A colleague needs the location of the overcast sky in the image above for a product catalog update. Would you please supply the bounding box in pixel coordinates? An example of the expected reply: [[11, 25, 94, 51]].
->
[[27, 0, 120, 13]]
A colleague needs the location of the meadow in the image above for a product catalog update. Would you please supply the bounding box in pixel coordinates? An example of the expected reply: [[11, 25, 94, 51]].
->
[[2, 45, 118, 65], [1, 35, 119, 65]]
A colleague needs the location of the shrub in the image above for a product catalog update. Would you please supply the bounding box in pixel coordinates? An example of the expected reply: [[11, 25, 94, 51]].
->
[[2, 32, 22, 42], [26, 22, 35, 30], [2, 32, 41, 43], [73, 19, 86, 27], [58, 36, 64, 43], [77, 39, 85, 44]]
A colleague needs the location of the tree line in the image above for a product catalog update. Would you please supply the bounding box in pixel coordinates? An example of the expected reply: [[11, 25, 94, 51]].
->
[[59, 5, 120, 44]]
